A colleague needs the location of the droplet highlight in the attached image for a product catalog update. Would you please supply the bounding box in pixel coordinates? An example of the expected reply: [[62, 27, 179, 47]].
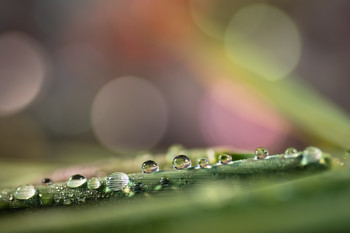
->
[[142, 160, 159, 173], [87, 177, 101, 190], [172, 155, 191, 170], [42, 178, 52, 186], [198, 158, 211, 168], [301, 146, 323, 166], [255, 147, 269, 159], [106, 172, 129, 191], [219, 153, 232, 164], [66, 174, 87, 188], [14, 185, 36, 200]]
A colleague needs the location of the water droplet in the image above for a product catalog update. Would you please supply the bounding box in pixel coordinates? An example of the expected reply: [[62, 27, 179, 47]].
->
[[219, 153, 232, 164], [106, 172, 129, 191], [160, 176, 170, 187], [14, 185, 36, 200], [42, 178, 52, 186], [285, 147, 298, 157], [63, 198, 72, 205], [133, 182, 144, 193], [142, 160, 159, 173], [67, 174, 87, 188], [172, 155, 191, 169], [255, 147, 269, 159], [301, 146, 323, 166], [197, 158, 211, 168], [87, 177, 101, 190]]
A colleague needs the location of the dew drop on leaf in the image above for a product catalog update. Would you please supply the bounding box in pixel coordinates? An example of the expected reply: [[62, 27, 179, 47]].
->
[[14, 185, 36, 200], [285, 147, 298, 157], [219, 153, 232, 164], [66, 174, 87, 188], [301, 146, 323, 166], [142, 160, 159, 173], [198, 158, 211, 168], [106, 172, 129, 191], [133, 182, 144, 193], [255, 147, 269, 159], [42, 178, 52, 186], [160, 176, 170, 187], [172, 155, 191, 169], [87, 177, 101, 190]]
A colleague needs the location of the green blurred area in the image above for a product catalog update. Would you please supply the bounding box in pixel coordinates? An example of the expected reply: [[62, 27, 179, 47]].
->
[[0, 0, 350, 232]]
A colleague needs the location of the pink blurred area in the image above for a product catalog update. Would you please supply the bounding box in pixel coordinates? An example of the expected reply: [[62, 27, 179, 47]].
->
[[0, 0, 348, 159]]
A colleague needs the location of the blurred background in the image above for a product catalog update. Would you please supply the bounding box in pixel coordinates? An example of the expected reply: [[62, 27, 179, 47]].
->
[[0, 0, 349, 162]]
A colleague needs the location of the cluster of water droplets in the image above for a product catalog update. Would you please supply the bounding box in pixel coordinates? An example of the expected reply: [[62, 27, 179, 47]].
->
[[4, 145, 327, 206]]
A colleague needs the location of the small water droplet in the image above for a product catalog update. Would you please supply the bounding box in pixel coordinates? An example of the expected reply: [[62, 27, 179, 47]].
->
[[172, 155, 191, 169], [14, 185, 36, 200], [285, 147, 298, 157], [160, 176, 170, 187], [255, 147, 269, 159], [301, 146, 323, 165], [219, 153, 232, 164], [42, 178, 52, 186], [63, 198, 72, 205], [198, 158, 211, 168], [106, 172, 129, 191], [133, 182, 144, 193], [67, 174, 87, 188], [87, 177, 101, 190], [142, 160, 159, 173]]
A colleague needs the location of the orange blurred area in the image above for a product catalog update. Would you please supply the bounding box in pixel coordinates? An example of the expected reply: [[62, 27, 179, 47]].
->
[[0, 0, 349, 159]]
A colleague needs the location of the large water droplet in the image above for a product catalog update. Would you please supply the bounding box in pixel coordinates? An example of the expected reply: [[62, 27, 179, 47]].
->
[[87, 177, 101, 190], [198, 158, 211, 168], [255, 147, 269, 159], [219, 153, 232, 164], [42, 178, 52, 186], [172, 155, 191, 169], [67, 174, 87, 188], [106, 172, 129, 191], [285, 147, 298, 158], [142, 160, 159, 173], [14, 185, 36, 200], [301, 146, 323, 166]]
